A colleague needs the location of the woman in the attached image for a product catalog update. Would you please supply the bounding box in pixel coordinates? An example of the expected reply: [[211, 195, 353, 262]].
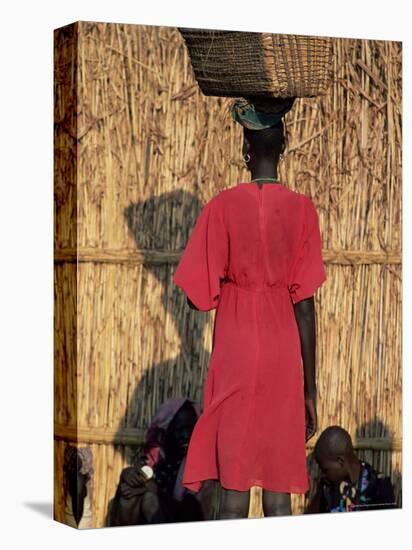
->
[[173, 97, 327, 519], [107, 398, 218, 525]]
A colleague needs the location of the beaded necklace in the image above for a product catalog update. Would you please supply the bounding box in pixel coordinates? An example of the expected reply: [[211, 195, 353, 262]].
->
[[250, 177, 280, 184]]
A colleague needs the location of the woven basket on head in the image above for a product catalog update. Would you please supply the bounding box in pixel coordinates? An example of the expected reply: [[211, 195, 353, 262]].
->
[[178, 28, 333, 98]]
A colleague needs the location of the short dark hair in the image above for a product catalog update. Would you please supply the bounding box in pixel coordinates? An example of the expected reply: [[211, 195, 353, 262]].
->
[[314, 426, 354, 461], [244, 121, 286, 158]]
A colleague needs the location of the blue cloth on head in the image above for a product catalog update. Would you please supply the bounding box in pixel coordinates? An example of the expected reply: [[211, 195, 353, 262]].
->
[[230, 97, 295, 130]]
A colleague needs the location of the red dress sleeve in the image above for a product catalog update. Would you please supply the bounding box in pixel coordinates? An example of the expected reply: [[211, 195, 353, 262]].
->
[[288, 197, 327, 304], [173, 195, 229, 312]]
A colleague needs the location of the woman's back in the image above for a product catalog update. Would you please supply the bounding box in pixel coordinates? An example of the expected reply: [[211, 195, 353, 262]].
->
[[176, 181, 326, 309], [220, 182, 306, 292], [172, 180, 327, 495]]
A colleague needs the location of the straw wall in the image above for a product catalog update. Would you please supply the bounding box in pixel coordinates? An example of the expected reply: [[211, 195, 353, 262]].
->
[[54, 21, 402, 527]]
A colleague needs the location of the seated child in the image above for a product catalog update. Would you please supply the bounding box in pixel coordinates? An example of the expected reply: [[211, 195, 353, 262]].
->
[[305, 426, 397, 513], [107, 398, 217, 526]]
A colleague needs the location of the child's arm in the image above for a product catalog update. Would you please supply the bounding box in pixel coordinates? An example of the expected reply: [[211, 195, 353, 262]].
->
[[305, 490, 322, 514], [305, 476, 327, 514]]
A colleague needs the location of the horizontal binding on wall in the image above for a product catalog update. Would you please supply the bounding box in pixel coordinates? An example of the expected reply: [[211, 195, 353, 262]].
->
[[54, 424, 402, 450], [54, 248, 402, 265], [54, 425, 146, 446]]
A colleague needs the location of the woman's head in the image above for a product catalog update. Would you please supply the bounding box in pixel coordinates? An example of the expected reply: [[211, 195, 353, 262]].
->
[[231, 96, 294, 171], [242, 121, 287, 168]]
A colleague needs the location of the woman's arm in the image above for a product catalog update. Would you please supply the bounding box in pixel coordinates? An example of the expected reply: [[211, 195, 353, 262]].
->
[[187, 297, 199, 310], [293, 296, 318, 441]]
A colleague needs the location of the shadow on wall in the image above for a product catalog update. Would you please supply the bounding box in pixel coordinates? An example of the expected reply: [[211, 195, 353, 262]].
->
[[103, 190, 212, 525]]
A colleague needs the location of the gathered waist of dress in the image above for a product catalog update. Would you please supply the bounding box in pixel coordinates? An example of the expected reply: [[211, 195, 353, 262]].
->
[[222, 279, 290, 294]]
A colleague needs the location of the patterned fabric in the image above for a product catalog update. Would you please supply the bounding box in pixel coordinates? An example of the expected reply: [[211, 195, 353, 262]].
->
[[321, 460, 396, 512]]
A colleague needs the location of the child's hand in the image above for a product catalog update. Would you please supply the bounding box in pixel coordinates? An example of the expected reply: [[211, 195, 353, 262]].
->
[[304, 396, 317, 442], [315, 471, 327, 488], [305, 471, 325, 514]]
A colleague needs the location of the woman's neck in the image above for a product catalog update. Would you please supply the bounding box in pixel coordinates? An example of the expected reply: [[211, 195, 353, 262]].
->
[[250, 163, 279, 181]]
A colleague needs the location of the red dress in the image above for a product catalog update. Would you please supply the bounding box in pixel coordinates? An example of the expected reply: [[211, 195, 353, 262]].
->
[[173, 182, 327, 494]]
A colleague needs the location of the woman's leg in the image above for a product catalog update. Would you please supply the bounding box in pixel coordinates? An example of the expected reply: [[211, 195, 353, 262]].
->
[[218, 485, 251, 520], [262, 490, 292, 517]]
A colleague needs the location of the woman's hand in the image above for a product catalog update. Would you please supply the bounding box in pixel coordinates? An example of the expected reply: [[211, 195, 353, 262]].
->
[[304, 396, 317, 442], [119, 467, 148, 499]]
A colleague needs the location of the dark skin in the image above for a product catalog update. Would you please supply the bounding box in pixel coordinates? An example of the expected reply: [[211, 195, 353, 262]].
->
[[245, 126, 318, 443], [186, 126, 318, 518], [305, 446, 361, 514], [67, 464, 89, 526], [243, 127, 318, 443], [111, 403, 215, 524]]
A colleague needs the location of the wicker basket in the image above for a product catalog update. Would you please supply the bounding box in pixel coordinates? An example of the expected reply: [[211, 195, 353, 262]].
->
[[178, 28, 333, 98]]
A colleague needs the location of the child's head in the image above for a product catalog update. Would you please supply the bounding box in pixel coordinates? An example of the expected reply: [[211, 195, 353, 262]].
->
[[314, 426, 358, 483], [164, 401, 198, 460]]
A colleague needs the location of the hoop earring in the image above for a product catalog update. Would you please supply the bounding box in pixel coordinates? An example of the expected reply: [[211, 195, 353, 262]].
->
[[243, 153, 251, 163]]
